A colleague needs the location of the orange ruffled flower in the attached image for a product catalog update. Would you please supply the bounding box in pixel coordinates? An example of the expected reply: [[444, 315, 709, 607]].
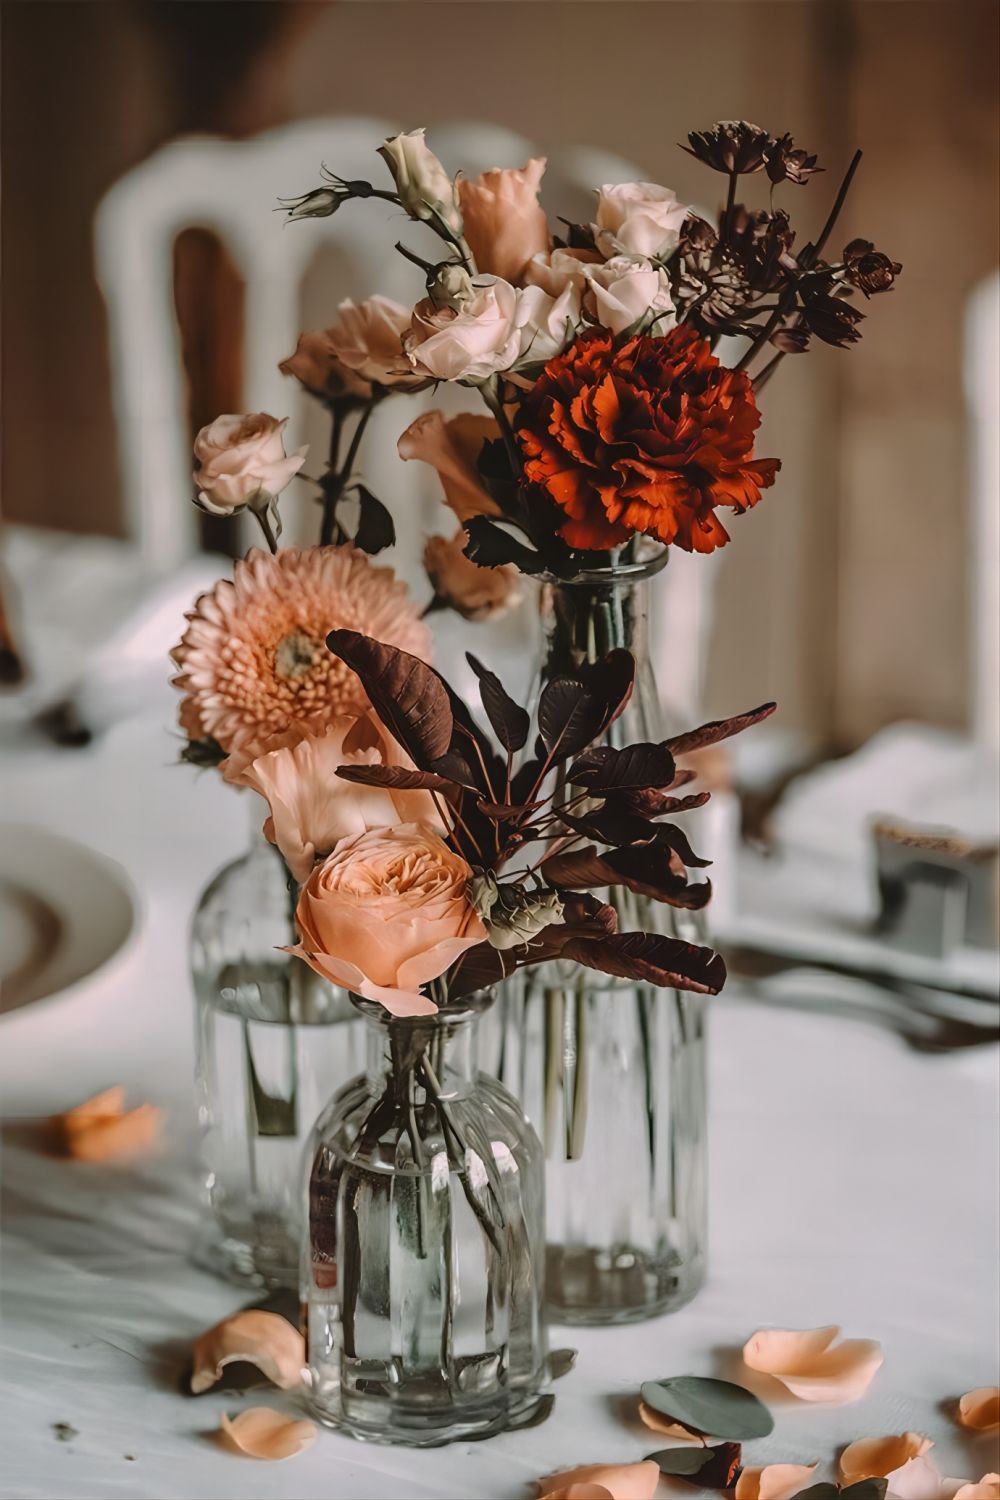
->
[[516, 326, 779, 553]]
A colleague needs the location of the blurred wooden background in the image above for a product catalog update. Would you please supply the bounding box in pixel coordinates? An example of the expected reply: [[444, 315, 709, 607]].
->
[[1, 0, 997, 749]]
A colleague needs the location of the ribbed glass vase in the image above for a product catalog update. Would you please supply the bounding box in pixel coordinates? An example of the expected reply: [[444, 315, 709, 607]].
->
[[303, 992, 547, 1446], [494, 554, 708, 1324], [190, 826, 362, 1288]]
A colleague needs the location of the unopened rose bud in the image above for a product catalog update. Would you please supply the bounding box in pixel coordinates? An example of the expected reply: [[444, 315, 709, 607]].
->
[[279, 188, 341, 221], [378, 129, 463, 235], [429, 263, 475, 311]]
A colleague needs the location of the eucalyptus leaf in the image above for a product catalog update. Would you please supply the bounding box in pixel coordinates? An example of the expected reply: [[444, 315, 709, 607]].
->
[[639, 1376, 774, 1439], [648, 1442, 743, 1489], [841, 1483, 889, 1500], [787, 1487, 839, 1500]]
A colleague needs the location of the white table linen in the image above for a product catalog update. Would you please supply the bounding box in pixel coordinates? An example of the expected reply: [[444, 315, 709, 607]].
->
[[1, 698, 998, 1499]]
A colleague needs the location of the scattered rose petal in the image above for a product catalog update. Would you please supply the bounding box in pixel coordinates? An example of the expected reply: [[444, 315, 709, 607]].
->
[[538, 1461, 661, 1500], [840, 1434, 934, 1488], [883, 1455, 947, 1499], [735, 1462, 818, 1499], [52, 1088, 160, 1162], [959, 1390, 1000, 1433], [638, 1399, 701, 1439], [191, 1311, 306, 1394], [952, 1475, 1000, 1499], [743, 1326, 883, 1403], [219, 1408, 316, 1461]]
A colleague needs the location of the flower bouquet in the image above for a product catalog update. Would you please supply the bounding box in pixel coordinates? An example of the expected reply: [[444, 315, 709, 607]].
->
[[272, 118, 899, 1324], [173, 117, 899, 1343]]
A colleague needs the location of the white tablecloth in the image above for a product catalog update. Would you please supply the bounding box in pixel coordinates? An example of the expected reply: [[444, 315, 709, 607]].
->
[[2, 693, 999, 1498]]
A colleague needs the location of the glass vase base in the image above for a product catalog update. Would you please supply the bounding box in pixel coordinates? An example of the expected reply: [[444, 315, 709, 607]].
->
[[309, 1386, 547, 1448], [192, 1225, 298, 1291], [544, 1243, 706, 1326]]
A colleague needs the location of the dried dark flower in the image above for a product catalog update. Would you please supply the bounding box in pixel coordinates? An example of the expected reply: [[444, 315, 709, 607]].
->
[[769, 324, 811, 353], [764, 133, 823, 185], [799, 288, 865, 347], [672, 217, 753, 327], [843, 238, 903, 296], [682, 120, 773, 174]]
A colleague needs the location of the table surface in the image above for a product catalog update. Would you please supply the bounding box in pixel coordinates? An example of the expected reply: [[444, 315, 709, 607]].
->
[[1, 549, 999, 1499]]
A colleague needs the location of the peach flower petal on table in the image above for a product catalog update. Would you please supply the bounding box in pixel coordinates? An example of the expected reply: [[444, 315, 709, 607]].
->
[[538, 1460, 661, 1500], [958, 1390, 1000, 1433], [52, 1088, 160, 1162], [840, 1433, 934, 1487], [218, 1408, 316, 1461], [190, 1311, 306, 1395], [952, 1475, 1000, 1499], [735, 1464, 818, 1500], [637, 1399, 701, 1439], [743, 1325, 883, 1403]]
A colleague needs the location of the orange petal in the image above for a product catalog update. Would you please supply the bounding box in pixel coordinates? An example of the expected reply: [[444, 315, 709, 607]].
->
[[637, 1399, 701, 1439], [63, 1104, 161, 1161], [539, 1461, 660, 1500], [735, 1463, 819, 1499], [953, 1475, 1000, 1500], [56, 1086, 126, 1133], [219, 1408, 316, 1461], [743, 1325, 883, 1403], [840, 1433, 933, 1485], [959, 1390, 1000, 1433], [191, 1311, 306, 1394]]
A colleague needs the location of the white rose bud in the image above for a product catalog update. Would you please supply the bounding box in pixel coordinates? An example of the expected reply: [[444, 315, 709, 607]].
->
[[583, 255, 676, 335], [378, 128, 463, 235], [193, 414, 306, 519]]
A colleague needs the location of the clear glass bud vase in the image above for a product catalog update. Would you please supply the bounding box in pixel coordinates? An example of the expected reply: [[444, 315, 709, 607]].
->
[[304, 992, 547, 1446], [496, 555, 708, 1324], [190, 822, 362, 1287]]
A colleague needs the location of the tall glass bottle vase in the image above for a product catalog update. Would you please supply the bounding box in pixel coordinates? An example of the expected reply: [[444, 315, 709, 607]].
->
[[190, 822, 362, 1288], [498, 554, 708, 1324], [304, 993, 547, 1446]]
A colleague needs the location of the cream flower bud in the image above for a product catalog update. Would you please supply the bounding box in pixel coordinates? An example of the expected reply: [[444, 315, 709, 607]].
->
[[378, 129, 463, 235]]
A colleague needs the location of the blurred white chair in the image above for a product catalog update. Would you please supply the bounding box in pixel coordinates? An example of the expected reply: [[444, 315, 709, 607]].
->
[[964, 271, 1000, 759], [93, 117, 719, 721]]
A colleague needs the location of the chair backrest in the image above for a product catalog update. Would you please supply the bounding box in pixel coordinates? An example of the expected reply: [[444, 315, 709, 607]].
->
[[94, 117, 717, 718], [964, 271, 1000, 758]]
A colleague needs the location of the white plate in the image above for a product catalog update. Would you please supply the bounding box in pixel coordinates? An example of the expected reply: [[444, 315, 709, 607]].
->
[[0, 825, 136, 1015]]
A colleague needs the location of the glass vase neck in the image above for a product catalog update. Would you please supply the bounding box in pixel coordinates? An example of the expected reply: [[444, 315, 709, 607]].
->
[[353, 992, 493, 1096]]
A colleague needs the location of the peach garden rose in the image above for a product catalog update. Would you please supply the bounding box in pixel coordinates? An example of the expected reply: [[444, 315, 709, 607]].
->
[[291, 824, 486, 1017]]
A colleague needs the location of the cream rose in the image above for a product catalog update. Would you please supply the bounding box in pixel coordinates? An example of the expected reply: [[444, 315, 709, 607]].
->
[[458, 158, 550, 285], [279, 329, 372, 404], [398, 410, 501, 522], [327, 296, 427, 389], [593, 181, 689, 260], [193, 414, 306, 515], [378, 128, 463, 234], [423, 530, 522, 621], [225, 714, 443, 884], [510, 282, 581, 374], [291, 824, 486, 1017], [583, 255, 676, 335], [404, 277, 522, 383]]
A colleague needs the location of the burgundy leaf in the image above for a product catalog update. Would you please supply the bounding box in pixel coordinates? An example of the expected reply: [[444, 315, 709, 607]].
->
[[537, 675, 605, 759], [584, 649, 636, 734], [335, 763, 461, 797], [447, 942, 517, 1000], [665, 702, 776, 756], [477, 798, 543, 820], [466, 653, 530, 754], [556, 808, 711, 867], [562, 932, 727, 994], [568, 740, 676, 792], [542, 843, 712, 909], [610, 788, 712, 817], [326, 631, 453, 763]]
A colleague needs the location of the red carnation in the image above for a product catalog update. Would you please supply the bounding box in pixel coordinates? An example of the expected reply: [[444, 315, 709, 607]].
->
[[515, 326, 780, 553]]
